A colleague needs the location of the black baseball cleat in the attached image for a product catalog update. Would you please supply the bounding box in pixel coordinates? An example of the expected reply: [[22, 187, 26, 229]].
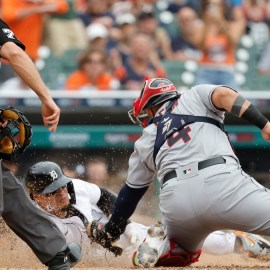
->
[[47, 243, 81, 270]]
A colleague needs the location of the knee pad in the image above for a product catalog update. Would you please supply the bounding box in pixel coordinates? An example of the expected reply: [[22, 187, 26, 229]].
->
[[47, 243, 81, 270], [156, 240, 201, 267]]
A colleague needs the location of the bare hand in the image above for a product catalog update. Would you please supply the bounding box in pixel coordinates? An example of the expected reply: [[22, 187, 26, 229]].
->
[[41, 98, 60, 132], [261, 122, 270, 141]]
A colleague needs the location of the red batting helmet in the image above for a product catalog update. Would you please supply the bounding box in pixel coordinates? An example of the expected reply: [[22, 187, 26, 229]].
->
[[128, 78, 178, 127]]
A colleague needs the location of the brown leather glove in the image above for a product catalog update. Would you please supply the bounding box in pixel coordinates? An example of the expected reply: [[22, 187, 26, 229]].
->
[[0, 107, 32, 161]]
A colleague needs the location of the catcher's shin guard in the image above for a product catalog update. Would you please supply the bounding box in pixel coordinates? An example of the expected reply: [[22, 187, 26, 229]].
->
[[155, 240, 201, 267], [46, 243, 81, 270]]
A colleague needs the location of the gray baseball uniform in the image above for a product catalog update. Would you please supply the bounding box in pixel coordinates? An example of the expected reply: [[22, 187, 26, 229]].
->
[[126, 84, 270, 252]]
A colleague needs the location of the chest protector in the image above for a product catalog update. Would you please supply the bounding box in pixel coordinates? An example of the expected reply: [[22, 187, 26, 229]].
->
[[149, 97, 227, 162]]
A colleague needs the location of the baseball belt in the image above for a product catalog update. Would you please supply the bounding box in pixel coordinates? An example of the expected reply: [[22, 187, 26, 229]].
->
[[162, 156, 226, 186]]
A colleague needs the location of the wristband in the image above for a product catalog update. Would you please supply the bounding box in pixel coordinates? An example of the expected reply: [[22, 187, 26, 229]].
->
[[241, 104, 268, 129]]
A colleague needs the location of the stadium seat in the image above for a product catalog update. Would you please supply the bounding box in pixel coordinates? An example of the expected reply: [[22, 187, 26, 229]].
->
[[162, 60, 193, 89], [36, 50, 62, 90], [60, 48, 84, 77], [234, 35, 266, 90]]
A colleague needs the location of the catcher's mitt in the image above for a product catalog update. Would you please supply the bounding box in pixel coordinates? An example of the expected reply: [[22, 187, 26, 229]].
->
[[87, 220, 123, 257], [0, 107, 32, 161]]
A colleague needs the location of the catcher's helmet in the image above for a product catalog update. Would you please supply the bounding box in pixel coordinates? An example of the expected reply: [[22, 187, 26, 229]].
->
[[128, 78, 178, 127], [25, 161, 76, 203]]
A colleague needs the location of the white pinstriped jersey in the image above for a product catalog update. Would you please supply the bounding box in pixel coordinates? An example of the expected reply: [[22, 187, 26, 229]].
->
[[126, 84, 239, 189]]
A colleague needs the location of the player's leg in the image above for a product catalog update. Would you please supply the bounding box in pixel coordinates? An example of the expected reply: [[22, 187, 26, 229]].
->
[[203, 162, 270, 235], [132, 222, 202, 268], [203, 230, 270, 257], [1, 162, 81, 268], [203, 231, 236, 255], [49, 215, 92, 256]]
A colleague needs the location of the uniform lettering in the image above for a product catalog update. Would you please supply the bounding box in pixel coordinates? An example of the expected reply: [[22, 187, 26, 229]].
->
[[2, 28, 15, 39], [167, 126, 191, 147], [49, 170, 58, 181]]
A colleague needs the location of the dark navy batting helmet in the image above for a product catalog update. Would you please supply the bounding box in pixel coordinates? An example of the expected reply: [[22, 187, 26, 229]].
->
[[25, 161, 76, 203]]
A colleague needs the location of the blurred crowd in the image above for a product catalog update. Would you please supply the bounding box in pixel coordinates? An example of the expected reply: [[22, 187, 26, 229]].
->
[[1, 0, 270, 91]]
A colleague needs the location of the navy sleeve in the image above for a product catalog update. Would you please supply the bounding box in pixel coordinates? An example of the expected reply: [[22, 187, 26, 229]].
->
[[0, 19, 25, 50], [104, 183, 148, 239], [96, 188, 117, 217]]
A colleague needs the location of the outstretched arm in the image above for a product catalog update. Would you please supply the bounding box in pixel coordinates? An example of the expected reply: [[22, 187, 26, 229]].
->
[[87, 184, 148, 256], [211, 86, 270, 141], [104, 184, 148, 239], [0, 42, 60, 131], [97, 188, 117, 217]]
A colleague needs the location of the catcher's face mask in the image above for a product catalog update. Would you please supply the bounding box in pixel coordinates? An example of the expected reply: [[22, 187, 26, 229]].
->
[[0, 107, 32, 161], [128, 78, 177, 128]]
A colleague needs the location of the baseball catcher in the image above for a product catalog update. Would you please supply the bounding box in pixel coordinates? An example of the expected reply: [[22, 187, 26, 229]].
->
[[86, 78, 270, 268], [0, 107, 32, 161]]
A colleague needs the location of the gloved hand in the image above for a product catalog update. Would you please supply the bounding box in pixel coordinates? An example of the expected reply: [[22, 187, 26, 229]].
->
[[86, 220, 123, 257]]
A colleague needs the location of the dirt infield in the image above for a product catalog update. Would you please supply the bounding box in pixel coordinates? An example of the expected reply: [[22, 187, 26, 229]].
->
[[0, 222, 270, 270]]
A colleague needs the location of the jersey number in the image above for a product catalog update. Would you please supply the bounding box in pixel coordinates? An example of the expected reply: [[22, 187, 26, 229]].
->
[[2, 28, 15, 39], [167, 126, 191, 147]]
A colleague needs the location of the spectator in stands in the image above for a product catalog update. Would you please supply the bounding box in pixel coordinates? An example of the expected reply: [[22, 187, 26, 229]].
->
[[75, 0, 88, 13], [65, 48, 119, 91], [86, 22, 118, 72], [85, 158, 109, 187], [227, 0, 246, 30], [86, 23, 116, 52], [190, 0, 245, 24], [194, 0, 244, 88], [1, 0, 69, 61], [109, 0, 134, 18], [78, 0, 113, 27], [170, 5, 203, 62], [43, 0, 88, 57], [242, 0, 270, 51], [114, 33, 166, 90], [129, 0, 158, 18], [114, 13, 137, 65], [136, 10, 173, 64]]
